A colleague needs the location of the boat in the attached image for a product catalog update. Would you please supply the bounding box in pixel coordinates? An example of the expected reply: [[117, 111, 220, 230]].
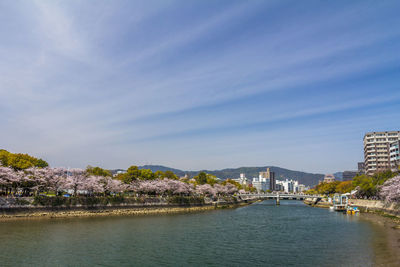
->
[[346, 206, 360, 215], [332, 194, 348, 212]]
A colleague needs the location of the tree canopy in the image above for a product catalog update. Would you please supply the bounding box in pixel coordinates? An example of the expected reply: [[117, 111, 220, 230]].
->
[[86, 166, 112, 177], [0, 150, 49, 170]]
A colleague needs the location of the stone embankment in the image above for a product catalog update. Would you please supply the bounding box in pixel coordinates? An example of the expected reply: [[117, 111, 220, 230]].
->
[[0, 196, 260, 220], [348, 199, 400, 217], [304, 197, 400, 218]]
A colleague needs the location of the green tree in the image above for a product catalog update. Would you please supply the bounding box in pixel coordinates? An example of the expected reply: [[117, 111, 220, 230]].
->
[[117, 166, 141, 184], [305, 188, 318, 195], [315, 181, 340, 195], [222, 179, 242, 189], [154, 171, 165, 179], [194, 172, 208, 185], [36, 159, 49, 168], [0, 150, 49, 170], [352, 175, 375, 198], [8, 153, 42, 170], [86, 166, 112, 177], [164, 170, 178, 180], [0, 149, 10, 166], [352, 171, 396, 198], [139, 169, 155, 180], [206, 174, 219, 186], [335, 181, 354, 194]]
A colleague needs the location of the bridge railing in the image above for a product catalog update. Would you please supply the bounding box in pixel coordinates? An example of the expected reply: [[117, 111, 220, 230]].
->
[[237, 193, 322, 198]]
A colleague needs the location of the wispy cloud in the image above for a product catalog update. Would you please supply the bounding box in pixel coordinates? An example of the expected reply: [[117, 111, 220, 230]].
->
[[0, 0, 399, 173]]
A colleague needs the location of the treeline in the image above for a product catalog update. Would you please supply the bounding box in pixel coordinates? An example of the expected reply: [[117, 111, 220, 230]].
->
[[306, 170, 400, 203], [0, 150, 250, 199]]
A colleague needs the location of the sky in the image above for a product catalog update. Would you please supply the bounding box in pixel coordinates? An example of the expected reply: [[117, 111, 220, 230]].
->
[[1, 0, 400, 174]]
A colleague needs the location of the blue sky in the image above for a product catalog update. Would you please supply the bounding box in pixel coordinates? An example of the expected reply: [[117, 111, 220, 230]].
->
[[1, 0, 399, 173]]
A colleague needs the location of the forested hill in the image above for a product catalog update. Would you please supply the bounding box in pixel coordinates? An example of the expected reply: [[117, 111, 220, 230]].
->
[[137, 165, 324, 187]]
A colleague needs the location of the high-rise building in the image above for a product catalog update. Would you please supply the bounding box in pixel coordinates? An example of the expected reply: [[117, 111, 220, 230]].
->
[[389, 140, 400, 172], [276, 179, 305, 193], [259, 168, 276, 192], [252, 168, 276, 192], [364, 131, 400, 175]]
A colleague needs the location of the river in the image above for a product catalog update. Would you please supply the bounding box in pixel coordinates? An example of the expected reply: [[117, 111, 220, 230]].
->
[[1, 200, 399, 266]]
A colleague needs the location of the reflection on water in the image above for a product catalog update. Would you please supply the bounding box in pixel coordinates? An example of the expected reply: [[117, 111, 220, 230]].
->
[[0, 200, 399, 266]]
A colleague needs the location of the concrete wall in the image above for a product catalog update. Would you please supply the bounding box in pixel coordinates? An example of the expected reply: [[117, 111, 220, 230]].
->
[[348, 199, 400, 216]]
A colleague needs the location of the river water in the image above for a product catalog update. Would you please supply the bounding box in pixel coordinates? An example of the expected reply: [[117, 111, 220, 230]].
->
[[1, 200, 399, 266]]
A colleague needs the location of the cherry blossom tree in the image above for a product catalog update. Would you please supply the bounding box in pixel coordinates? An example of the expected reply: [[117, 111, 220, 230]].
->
[[104, 177, 126, 194], [81, 176, 104, 195], [195, 184, 217, 197], [62, 168, 86, 196], [0, 167, 17, 195], [379, 176, 400, 203], [0, 166, 244, 199], [224, 183, 238, 195]]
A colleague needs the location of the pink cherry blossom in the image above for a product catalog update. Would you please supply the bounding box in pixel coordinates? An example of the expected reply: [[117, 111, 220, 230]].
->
[[379, 176, 400, 203]]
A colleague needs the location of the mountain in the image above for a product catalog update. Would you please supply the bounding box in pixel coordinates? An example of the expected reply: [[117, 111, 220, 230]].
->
[[131, 165, 325, 187]]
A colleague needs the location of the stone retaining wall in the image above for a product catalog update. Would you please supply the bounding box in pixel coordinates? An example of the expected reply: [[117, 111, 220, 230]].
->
[[348, 199, 400, 217], [0, 196, 259, 219]]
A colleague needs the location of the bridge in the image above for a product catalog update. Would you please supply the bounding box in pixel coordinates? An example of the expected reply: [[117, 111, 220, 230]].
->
[[237, 193, 322, 205]]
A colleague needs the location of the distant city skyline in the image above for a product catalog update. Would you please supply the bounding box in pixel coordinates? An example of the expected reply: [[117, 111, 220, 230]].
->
[[1, 1, 400, 173]]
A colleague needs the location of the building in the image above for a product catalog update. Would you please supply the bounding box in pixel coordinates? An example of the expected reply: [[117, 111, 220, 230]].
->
[[252, 168, 276, 192], [390, 140, 400, 172], [259, 168, 276, 192], [252, 177, 269, 192], [297, 184, 308, 193], [275, 183, 284, 192], [364, 131, 400, 175], [323, 174, 335, 183], [276, 179, 307, 193], [357, 162, 365, 174], [233, 173, 250, 187], [276, 179, 294, 193], [342, 171, 358, 181]]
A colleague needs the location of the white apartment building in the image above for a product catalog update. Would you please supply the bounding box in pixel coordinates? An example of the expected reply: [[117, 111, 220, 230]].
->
[[364, 131, 400, 175], [390, 140, 400, 172], [252, 172, 270, 192], [276, 179, 307, 193], [251, 169, 276, 192], [252, 178, 268, 192], [277, 179, 294, 193], [233, 173, 250, 187]]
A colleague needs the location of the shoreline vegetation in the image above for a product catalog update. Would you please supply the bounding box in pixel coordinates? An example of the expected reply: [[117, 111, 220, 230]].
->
[[0, 149, 258, 221]]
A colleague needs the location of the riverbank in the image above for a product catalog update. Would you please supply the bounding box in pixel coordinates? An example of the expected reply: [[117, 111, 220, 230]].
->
[[0, 197, 259, 220], [304, 197, 400, 224], [348, 199, 400, 219]]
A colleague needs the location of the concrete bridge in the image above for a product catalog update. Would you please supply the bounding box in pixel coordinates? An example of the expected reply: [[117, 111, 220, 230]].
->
[[237, 193, 322, 205]]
